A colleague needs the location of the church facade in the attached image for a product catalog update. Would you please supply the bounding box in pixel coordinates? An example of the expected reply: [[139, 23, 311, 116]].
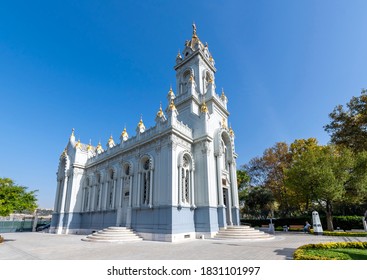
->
[[50, 26, 240, 242]]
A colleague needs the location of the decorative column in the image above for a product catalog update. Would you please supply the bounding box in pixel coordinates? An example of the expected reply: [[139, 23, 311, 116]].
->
[[190, 169, 196, 209], [136, 172, 141, 207], [216, 153, 225, 207], [230, 160, 240, 225], [112, 179, 116, 209], [118, 177, 124, 208], [57, 175, 68, 233], [126, 175, 133, 228], [54, 180, 61, 212], [178, 166, 182, 207], [149, 169, 153, 208]]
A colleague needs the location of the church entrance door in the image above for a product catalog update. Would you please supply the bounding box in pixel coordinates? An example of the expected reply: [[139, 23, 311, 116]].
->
[[223, 187, 231, 225]]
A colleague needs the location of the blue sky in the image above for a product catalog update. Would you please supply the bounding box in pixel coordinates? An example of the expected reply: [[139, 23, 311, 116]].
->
[[0, 1, 366, 209]]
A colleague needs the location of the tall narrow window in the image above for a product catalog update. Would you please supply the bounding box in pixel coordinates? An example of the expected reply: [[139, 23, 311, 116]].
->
[[141, 157, 153, 207], [179, 154, 193, 206], [108, 170, 115, 209], [95, 174, 100, 209]]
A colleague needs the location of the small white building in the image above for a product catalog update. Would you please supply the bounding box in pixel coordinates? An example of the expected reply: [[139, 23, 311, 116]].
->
[[50, 25, 240, 242]]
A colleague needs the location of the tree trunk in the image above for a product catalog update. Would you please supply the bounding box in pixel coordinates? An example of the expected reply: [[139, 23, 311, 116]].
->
[[326, 201, 334, 231]]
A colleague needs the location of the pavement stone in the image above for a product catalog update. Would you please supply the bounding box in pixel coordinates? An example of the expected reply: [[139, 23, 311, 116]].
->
[[0, 231, 366, 260]]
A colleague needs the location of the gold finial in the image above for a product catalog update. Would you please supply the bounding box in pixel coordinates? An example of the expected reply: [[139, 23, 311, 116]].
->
[[201, 100, 208, 113], [221, 88, 226, 100], [96, 141, 103, 153], [222, 117, 227, 128], [177, 50, 182, 59], [60, 148, 67, 158], [157, 102, 164, 117], [167, 86, 174, 97], [121, 127, 128, 137], [121, 127, 129, 141], [229, 126, 235, 137], [87, 139, 93, 151], [137, 115, 146, 133], [169, 99, 176, 111], [108, 135, 115, 146], [138, 115, 144, 127], [75, 139, 82, 149], [192, 22, 197, 37]]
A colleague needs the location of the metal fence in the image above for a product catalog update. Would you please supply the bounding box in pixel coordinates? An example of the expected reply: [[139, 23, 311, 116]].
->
[[0, 219, 34, 233]]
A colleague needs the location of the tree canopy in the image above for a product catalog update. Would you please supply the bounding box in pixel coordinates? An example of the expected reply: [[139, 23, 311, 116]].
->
[[324, 89, 367, 153], [285, 145, 354, 230], [0, 177, 38, 216]]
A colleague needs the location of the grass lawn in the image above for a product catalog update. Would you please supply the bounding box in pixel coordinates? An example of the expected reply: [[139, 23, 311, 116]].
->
[[293, 242, 367, 260], [300, 248, 367, 260]]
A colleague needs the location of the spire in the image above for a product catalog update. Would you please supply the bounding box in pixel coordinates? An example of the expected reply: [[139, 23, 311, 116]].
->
[[192, 22, 197, 38], [156, 102, 164, 118], [107, 135, 115, 148], [169, 99, 177, 112], [167, 86, 175, 102], [75, 139, 82, 149], [176, 50, 182, 64], [96, 141, 103, 154], [137, 115, 146, 133], [69, 128, 76, 143], [221, 88, 228, 103], [87, 139, 93, 151], [120, 127, 129, 141], [229, 125, 235, 138], [60, 148, 67, 159]]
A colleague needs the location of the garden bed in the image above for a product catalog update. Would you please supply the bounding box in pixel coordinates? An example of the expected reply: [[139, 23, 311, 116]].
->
[[293, 242, 367, 260]]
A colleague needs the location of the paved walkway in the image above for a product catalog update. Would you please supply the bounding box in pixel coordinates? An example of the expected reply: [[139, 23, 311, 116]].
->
[[0, 231, 366, 260]]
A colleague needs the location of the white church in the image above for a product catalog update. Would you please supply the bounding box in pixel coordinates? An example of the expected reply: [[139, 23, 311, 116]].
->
[[50, 25, 240, 242]]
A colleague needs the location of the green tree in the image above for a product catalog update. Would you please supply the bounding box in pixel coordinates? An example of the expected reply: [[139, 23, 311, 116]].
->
[[241, 186, 275, 219], [0, 177, 38, 216], [236, 169, 250, 190], [285, 146, 354, 231], [324, 89, 367, 153]]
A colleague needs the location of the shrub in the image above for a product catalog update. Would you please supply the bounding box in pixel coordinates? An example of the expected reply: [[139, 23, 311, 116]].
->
[[322, 231, 367, 237], [333, 216, 364, 230], [241, 215, 364, 230], [293, 242, 367, 260], [0, 235, 4, 243]]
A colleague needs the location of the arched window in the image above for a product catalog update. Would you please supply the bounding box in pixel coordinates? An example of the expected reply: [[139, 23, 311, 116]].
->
[[95, 173, 101, 210], [221, 139, 229, 171], [139, 156, 153, 207], [204, 71, 212, 93], [108, 170, 116, 209], [178, 152, 195, 208], [181, 69, 191, 95]]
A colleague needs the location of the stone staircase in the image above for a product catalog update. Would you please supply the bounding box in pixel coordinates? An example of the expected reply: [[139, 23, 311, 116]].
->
[[82, 227, 143, 243], [214, 225, 274, 240]]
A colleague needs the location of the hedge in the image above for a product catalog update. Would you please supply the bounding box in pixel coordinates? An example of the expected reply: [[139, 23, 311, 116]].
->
[[241, 215, 364, 230], [293, 242, 367, 260], [322, 231, 367, 237]]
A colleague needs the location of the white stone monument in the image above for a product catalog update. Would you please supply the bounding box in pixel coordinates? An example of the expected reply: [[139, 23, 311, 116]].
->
[[312, 211, 323, 235]]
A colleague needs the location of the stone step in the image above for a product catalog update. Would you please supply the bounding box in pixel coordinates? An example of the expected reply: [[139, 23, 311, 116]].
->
[[82, 227, 143, 243], [214, 226, 274, 240]]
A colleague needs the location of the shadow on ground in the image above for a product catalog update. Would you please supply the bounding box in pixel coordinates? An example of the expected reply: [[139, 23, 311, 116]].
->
[[274, 248, 295, 260]]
